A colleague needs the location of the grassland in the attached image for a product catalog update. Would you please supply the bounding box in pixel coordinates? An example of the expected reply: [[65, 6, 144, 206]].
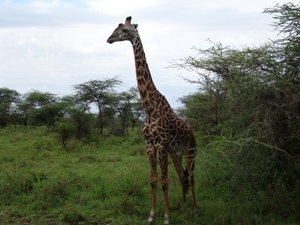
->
[[0, 126, 299, 225]]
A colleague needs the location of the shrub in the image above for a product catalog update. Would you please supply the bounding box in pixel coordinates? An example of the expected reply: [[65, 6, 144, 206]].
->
[[56, 122, 75, 151]]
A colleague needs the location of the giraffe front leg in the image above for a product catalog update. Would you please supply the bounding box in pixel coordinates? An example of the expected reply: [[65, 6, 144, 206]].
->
[[148, 182, 156, 225], [147, 145, 157, 225]]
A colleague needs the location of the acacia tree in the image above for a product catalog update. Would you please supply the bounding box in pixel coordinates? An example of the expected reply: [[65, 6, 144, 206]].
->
[[54, 94, 94, 145], [73, 77, 122, 134], [20, 90, 61, 127], [264, 3, 300, 83], [17, 95, 33, 127], [172, 2, 300, 191], [111, 87, 141, 135], [0, 88, 20, 128]]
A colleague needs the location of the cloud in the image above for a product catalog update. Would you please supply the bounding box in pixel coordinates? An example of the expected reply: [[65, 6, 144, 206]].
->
[[84, 0, 163, 15], [27, 0, 64, 13], [0, 0, 283, 108], [0, 0, 103, 28]]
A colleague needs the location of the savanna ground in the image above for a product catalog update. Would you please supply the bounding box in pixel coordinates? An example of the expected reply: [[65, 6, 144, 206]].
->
[[0, 126, 299, 225]]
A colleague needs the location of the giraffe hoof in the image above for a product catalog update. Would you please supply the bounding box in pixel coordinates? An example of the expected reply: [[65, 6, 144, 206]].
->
[[147, 217, 154, 225], [164, 215, 169, 225]]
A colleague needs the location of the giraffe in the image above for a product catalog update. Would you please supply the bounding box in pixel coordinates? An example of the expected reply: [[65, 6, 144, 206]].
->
[[107, 16, 198, 225]]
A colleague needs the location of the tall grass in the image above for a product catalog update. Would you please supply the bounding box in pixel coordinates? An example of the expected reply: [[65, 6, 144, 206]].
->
[[0, 126, 299, 224]]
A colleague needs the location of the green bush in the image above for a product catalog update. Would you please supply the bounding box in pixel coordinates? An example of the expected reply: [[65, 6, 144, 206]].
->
[[56, 122, 75, 151]]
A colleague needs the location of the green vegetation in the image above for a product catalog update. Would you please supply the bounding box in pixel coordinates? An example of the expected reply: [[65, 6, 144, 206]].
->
[[1, 2, 300, 225], [0, 126, 299, 225], [0, 126, 148, 225]]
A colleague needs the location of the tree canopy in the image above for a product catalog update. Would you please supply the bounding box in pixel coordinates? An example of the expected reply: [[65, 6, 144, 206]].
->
[[73, 77, 122, 134]]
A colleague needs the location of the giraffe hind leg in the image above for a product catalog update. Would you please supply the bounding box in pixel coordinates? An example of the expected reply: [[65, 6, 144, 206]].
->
[[185, 149, 198, 213], [169, 153, 188, 202], [184, 167, 189, 193], [186, 158, 198, 213]]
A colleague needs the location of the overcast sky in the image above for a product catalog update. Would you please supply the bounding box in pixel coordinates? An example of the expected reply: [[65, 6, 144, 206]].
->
[[0, 0, 284, 108]]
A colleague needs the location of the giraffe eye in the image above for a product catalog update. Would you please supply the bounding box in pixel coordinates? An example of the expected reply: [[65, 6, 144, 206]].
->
[[122, 29, 128, 33]]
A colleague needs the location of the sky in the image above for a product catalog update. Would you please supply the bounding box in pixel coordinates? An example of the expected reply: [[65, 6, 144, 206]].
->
[[0, 0, 285, 108]]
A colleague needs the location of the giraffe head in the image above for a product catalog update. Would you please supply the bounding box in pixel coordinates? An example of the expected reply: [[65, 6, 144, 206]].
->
[[107, 16, 138, 44]]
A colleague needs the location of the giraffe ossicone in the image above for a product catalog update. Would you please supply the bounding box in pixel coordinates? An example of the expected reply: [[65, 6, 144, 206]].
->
[[107, 16, 198, 225]]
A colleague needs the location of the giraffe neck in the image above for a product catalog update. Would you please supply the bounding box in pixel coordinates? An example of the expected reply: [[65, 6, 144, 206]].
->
[[131, 34, 158, 106]]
